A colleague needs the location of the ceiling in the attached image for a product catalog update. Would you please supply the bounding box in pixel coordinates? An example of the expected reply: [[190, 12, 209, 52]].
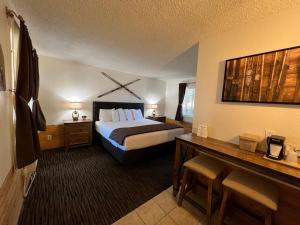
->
[[11, 0, 300, 79]]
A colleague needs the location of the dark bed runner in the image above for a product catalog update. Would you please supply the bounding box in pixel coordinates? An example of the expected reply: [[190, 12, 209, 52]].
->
[[109, 123, 182, 145]]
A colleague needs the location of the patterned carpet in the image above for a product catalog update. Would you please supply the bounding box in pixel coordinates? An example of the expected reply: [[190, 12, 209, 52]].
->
[[18, 146, 174, 225]]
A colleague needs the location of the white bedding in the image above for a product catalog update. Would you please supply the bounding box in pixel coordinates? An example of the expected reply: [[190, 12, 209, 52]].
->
[[95, 119, 184, 151]]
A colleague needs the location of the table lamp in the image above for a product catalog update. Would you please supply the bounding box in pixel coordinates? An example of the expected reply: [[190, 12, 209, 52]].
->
[[150, 104, 158, 117], [70, 102, 82, 121]]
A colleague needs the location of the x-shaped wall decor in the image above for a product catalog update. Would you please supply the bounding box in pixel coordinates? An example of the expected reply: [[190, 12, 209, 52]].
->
[[97, 72, 141, 100]]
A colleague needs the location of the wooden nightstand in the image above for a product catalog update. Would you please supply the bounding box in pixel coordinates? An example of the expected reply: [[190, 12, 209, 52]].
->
[[146, 116, 166, 123], [64, 119, 92, 151]]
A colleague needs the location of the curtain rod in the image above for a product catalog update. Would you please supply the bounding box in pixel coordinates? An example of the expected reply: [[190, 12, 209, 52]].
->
[[180, 82, 196, 84], [5, 6, 24, 21]]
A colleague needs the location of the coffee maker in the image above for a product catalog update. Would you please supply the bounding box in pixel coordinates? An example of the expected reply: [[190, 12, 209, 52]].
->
[[266, 135, 286, 160]]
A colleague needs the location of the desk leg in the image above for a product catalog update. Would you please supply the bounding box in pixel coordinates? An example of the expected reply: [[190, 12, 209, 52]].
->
[[173, 141, 182, 196]]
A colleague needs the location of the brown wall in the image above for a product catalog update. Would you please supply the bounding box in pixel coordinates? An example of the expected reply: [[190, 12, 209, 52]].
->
[[39, 125, 64, 150]]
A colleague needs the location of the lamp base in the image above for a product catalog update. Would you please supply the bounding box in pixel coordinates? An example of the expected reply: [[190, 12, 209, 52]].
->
[[72, 110, 79, 121], [152, 110, 156, 117]]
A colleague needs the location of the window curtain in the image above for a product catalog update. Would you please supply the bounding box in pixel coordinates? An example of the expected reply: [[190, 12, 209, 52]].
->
[[32, 50, 46, 131], [0, 45, 5, 91], [15, 19, 46, 169], [175, 83, 187, 121]]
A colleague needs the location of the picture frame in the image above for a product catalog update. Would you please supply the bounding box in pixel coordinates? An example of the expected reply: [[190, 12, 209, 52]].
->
[[222, 46, 300, 104]]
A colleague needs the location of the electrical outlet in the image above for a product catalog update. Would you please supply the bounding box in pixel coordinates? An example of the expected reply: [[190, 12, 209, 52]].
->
[[47, 135, 52, 141], [265, 130, 275, 138]]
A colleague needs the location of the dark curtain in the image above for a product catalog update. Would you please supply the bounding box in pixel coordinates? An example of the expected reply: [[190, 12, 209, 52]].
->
[[32, 50, 46, 131], [175, 83, 187, 121], [15, 20, 45, 169]]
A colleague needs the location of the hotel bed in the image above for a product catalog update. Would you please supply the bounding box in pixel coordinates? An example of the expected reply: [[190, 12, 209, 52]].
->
[[93, 101, 184, 163]]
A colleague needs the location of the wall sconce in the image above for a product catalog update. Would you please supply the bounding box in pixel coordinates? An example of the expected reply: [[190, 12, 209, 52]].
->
[[69, 102, 82, 121]]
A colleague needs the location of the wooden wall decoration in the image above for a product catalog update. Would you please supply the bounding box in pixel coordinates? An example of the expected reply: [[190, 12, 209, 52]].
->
[[98, 72, 141, 99], [222, 46, 300, 104], [0, 44, 6, 91], [38, 125, 64, 150]]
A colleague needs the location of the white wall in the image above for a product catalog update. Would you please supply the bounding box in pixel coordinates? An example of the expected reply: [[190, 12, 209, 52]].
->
[[194, 6, 300, 149], [0, 0, 14, 186], [165, 78, 195, 123], [39, 55, 166, 125]]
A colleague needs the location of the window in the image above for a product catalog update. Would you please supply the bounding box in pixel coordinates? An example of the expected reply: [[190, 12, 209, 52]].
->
[[182, 83, 195, 117]]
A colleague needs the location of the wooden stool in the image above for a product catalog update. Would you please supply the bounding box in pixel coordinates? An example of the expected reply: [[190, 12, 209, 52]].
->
[[178, 154, 224, 225], [218, 170, 279, 225]]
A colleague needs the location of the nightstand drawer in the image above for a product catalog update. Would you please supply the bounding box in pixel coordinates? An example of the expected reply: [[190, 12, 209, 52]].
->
[[69, 132, 89, 145], [66, 123, 90, 132], [63, 120, 93, 151]]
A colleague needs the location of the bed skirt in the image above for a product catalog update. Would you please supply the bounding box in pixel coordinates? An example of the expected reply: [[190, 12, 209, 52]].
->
[[95, 132, 176, 164]]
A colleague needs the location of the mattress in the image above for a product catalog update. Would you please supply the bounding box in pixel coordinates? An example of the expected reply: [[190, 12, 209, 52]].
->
[[95, 119, 184, 151]]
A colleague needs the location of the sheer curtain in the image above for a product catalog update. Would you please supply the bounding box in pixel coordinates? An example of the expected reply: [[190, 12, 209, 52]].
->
[[182, 83, 195, 118], [9, 18, 20, 167]]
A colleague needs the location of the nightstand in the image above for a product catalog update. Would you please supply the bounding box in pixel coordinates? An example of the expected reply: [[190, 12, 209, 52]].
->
[[146, 116, 166, 123], [64, 119, 92, 151]]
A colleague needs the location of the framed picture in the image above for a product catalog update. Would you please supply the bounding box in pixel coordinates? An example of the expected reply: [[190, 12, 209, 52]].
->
[[0, 44, 6, 91], [222, 46, 300, 104]]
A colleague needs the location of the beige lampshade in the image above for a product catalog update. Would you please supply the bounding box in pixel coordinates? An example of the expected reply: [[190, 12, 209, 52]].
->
[[150, 104, 158, 109], [69, 102, 82, 110]]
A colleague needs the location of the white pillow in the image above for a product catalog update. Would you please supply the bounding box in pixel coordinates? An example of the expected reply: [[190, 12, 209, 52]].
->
[[99, 109, 112, 122], [132, 109, 144, 120], [125, 109, 134, 121], [111, 108, 119, 122], [117, 108, 127, 121]]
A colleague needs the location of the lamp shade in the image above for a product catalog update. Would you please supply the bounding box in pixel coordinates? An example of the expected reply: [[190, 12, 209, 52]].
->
[[150, 104, 158, 109], [69, 102, 82, 110]]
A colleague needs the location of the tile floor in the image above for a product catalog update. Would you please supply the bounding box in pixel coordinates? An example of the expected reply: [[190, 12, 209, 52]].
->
[[113, 186, 217, 225]]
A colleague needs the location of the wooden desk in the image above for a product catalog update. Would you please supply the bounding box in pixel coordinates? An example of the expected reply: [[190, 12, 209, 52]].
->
[[173, 133, 300, 225], [173, 133, 300, 194]]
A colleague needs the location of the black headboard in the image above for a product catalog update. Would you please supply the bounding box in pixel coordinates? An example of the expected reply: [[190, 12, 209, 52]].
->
[[93, 101, 144, 122]]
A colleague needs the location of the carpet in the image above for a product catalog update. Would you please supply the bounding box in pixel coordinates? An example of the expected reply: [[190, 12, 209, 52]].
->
[[18, 146, 174, 225]]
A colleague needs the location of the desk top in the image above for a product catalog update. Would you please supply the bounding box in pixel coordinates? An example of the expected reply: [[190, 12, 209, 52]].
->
[[176, 133, 300, 185]]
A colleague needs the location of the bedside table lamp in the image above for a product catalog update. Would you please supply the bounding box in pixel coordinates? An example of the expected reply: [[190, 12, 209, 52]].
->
[[70, 102, 81, 121], [150, 104, 158, 117]]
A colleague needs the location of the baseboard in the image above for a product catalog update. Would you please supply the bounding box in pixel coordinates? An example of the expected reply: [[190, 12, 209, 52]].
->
[[0, 167, 24, 225], [39, 124, 64, 150]]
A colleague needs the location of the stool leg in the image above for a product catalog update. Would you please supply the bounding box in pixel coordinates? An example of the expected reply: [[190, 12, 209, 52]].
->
[[192, 173, 198, 194], [217, 187, 230, 225], [265, 209, 273, 225], [218, 174, 223, 200], [207, 179, 214, 225], [178, 168, 190, 206]]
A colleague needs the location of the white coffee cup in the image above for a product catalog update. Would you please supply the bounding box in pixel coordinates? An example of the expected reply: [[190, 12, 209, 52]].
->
[[285, 144, 298, 163], [286, 151, 298, 163]]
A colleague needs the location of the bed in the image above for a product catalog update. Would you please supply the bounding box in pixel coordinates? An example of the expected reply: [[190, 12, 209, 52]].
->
[[93, 101, 184, 163]]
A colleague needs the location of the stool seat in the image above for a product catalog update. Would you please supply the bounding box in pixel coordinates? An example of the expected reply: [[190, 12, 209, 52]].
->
[[223, 171, 279, 211], [184, 155, 223, 180], [179, 155, 224, 225]]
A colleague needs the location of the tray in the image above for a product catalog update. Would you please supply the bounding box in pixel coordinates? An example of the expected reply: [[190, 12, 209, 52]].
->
[[263, 155, 300, 169]]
